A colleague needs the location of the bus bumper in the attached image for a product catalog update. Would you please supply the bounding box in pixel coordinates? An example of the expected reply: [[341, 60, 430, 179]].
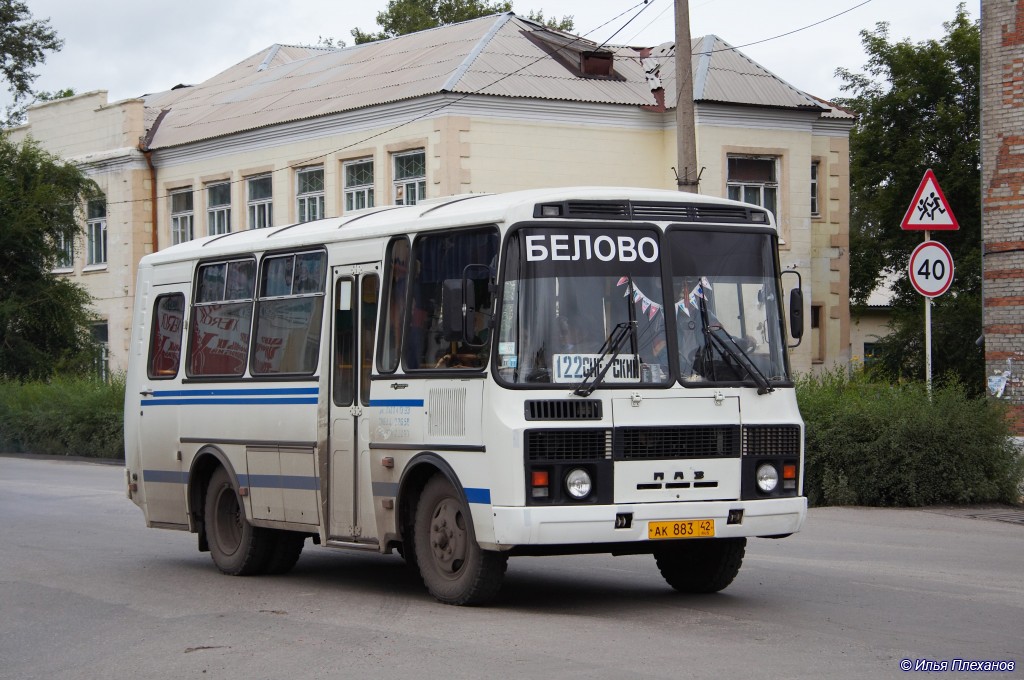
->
[[485, 496, 807, 549]]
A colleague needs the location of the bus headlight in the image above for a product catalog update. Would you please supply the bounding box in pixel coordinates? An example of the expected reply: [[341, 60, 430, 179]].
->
[[756, 463, 779, 493], [565, 468, 592, 500]]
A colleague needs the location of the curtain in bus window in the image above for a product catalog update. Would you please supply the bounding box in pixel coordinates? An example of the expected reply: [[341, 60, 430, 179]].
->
[[252, 251, 326, 375], [189, 259, 256, 377], [148, 294, 184, 378]]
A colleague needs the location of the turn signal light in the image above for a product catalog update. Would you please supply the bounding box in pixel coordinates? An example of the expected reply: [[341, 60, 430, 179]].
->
[[531, 470, 550, 498], [783, 464, 797, 480]]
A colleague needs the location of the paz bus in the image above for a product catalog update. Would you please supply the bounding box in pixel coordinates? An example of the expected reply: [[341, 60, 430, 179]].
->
[[124, 186, 806, 605]]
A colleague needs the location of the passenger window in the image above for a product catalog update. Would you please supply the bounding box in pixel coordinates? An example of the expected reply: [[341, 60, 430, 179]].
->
[[189, 259, 256, 377], [147, 294, 185, 379], [378, 238, 409, 373], [405, 227, 498, 370], [252, 250, 327, 375]]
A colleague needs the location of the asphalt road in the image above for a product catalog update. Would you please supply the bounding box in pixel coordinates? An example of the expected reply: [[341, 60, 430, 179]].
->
[[1, 455, 1020, 680]]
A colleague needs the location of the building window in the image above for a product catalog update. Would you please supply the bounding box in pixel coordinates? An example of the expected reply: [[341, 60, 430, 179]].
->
[[86, 198, 107, 265], [247, 175, 273, 229], [344, 159, 374, 212], [727, 156, 778, 218], [811, 304, 824, 363], [811, 161, 820, 217], [55, 232, 74, 269], [393, 150, 426, 206], [170, 190, 194, 245], [296, 167, 325, 222], [91, 322, 109, 381], [207, 183, 231, 235]]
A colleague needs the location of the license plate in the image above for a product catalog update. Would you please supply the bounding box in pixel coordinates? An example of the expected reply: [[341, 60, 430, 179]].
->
[[648, 519, 715, 540]]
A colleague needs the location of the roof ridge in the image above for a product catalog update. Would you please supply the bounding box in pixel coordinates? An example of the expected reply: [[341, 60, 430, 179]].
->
[[443, 13, 514, 92]]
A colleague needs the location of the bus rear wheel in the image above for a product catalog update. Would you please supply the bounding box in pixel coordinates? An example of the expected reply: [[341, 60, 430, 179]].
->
[[412, 475, 507, 605], [205, 467, 272, 575], [653, 537, 746, 594]]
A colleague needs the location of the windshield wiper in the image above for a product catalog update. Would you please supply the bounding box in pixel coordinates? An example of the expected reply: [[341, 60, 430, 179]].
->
[[694, 292, 773, 395], [573, 276, 640, 397], [705, 327, 774, 395]]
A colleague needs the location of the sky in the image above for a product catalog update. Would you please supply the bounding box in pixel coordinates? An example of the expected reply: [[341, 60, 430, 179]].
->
[[12, 0, 980, 110]]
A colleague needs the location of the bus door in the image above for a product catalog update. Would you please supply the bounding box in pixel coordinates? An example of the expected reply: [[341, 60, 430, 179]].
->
[[137, 282, 190, 526], [328, 266, 380, 541]]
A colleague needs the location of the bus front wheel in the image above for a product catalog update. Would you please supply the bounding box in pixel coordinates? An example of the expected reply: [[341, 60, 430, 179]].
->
[[412, 475, 507, 605], [653, 537, 746, 594], [205, 467, 272, 575]]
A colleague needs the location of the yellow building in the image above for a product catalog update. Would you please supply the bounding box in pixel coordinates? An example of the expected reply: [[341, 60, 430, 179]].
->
[[8, 13, 852, 376]]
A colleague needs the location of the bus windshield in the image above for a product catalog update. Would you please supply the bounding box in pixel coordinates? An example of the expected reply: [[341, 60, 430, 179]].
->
[[668, 228, 790, 387], [497, 227, 670, 387], [496, 225, 790, 388]]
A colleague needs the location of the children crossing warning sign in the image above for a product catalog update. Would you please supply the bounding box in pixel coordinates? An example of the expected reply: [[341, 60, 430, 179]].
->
[[901, 169, 959, 231]]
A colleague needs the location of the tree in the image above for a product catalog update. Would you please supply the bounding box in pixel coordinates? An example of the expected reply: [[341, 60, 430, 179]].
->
[[836, 5, 981, 390], [352, 0, 573, 44], [0, 134, 99, 380], [0, 0, 62, 106]]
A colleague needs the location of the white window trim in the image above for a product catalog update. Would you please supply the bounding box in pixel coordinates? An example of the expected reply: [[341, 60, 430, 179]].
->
[[343, 158, 375, 213], [296, 167, 325, 223], [170, 190, 194, 245], [207, 183, 231, 236], [247, 175, 273, 230], [392, 150, 426, 206]]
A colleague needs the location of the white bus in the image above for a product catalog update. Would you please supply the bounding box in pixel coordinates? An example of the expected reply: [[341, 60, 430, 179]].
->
[[125, 186, 806, 605]]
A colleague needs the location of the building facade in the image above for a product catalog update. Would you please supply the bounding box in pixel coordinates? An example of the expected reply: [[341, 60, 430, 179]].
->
[[9, 14, 852, 377], [981, 0, 1024, 434]]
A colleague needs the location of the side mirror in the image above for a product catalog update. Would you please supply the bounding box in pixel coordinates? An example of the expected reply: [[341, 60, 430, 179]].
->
[[781, 270, 803, 348], [441, 278, 472, 342]]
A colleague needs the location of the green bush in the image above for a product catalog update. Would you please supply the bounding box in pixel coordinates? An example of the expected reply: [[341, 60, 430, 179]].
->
[[798, 370, 1023, 507], [0, 375, 125, 459]]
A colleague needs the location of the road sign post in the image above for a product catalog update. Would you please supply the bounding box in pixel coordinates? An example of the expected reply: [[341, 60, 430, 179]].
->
[[902, 170, 958, 393]]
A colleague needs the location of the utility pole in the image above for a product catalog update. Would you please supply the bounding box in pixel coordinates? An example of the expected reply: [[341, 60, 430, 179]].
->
[[675, 0, 699, 192]]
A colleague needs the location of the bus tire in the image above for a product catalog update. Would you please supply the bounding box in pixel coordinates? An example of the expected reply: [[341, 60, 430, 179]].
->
[[412, 475, 507, 605], [204, 467, 272, 576], [264, 531, 305, 575], [653, 537, 746, 594]]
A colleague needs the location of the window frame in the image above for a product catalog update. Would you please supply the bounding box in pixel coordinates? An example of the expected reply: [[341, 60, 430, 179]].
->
[[147, 293, 186, 380], [392, 150, 426, 206], [247, 175, 273, 230], [86, 197, 108, 265], [726, 155, 779, 219], [170, 189, 195, 246], [296, 166, 325, 223], [186, 257, 258, 378], [810, 160, 821, 218], [207, 182, 232, 236], [343, 158, 375, 213], [55, 232, 74, 270]]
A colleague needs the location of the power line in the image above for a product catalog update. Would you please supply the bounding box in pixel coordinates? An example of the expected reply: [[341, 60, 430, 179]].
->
[[101, 3, 655, 210]]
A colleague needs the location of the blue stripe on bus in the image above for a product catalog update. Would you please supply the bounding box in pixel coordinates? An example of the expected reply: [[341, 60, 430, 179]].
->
[[142, 470, 188, 484], [238, 474, 320, 491], [464, 487, 491, 504], [142, 397, 317, 406], [368, 399, 425, 407], [152, 388, 319, 397]]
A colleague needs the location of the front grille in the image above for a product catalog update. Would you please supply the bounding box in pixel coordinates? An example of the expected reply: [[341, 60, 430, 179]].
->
[[525, 428, 611, 461], [525, 399, 603, 421], [631, 202, 692, 221], [615, 426, 740, 460], [565, 201, 630, 219], [743, 425, 801, 456], [692, 205, 762, 223]]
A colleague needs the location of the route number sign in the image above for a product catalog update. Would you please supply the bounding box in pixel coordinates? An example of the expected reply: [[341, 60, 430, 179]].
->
[[908, 240, 954, 298]]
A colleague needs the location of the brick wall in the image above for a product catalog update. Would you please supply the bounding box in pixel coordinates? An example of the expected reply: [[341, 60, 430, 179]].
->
[[982, 0, 1024, 434]]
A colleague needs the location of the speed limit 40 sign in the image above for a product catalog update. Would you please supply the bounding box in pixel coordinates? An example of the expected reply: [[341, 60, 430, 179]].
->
[[908, 240, 954, 298]]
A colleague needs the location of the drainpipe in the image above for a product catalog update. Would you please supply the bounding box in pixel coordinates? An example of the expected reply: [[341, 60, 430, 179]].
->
[[139, 108, 170, 253]]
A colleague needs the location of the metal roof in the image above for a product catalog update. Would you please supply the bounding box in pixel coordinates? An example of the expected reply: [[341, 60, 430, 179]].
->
[[142, 14, 844, 150]]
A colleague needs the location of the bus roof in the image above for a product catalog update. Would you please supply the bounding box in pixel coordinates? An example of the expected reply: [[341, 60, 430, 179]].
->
[[141, 186, 775, 267]]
